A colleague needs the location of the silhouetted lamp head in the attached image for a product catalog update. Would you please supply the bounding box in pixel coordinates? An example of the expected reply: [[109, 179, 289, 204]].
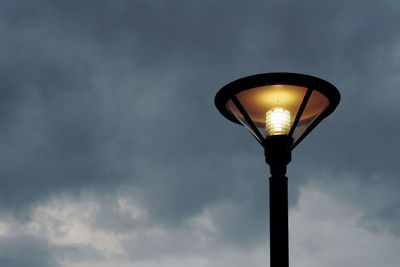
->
[[215, 73, 340, 150]]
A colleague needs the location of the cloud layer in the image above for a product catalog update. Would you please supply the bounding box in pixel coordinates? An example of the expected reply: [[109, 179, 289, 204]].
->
[[0, 0, 399, 266]]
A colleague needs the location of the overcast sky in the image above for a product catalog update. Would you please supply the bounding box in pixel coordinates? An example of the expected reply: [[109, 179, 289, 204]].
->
[[0, 0, 400, 266]]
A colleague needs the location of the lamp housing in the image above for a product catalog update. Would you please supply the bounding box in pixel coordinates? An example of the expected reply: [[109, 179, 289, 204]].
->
[[214, 73, 340, 150]]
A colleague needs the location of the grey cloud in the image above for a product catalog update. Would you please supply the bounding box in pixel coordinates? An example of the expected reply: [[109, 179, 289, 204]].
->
[[0, 236, 58, 267], [0, 0, 399, 256]]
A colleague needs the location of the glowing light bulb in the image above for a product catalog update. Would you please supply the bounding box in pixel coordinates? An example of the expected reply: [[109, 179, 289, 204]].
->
[[265, 108, 291, 136]]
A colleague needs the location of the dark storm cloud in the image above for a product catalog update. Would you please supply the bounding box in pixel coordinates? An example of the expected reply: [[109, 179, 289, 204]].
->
[[0, 0, 400, 250], [0, 0, 137, 214], [0, 235, 58, 267]]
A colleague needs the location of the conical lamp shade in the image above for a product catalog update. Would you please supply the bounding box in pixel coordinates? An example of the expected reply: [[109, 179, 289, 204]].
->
[[215, 73, 340, 149]]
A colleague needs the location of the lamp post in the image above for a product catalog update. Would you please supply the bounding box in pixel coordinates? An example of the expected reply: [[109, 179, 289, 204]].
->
[[214, 73, 340, 267]]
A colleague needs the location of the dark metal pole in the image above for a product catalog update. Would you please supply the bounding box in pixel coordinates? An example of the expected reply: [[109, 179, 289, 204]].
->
[[269, 172, 288, 267], [265, 135, 292, 267]]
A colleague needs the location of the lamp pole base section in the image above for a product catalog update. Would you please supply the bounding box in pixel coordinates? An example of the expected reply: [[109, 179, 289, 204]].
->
[[265, 135, 292, 267]]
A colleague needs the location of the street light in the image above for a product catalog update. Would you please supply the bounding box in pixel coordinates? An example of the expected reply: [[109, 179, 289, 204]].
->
[[214, 73, 340, 267]]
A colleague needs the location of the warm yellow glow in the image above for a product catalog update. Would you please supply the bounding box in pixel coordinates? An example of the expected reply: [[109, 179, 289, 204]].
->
[[265, 108, 291, 136]]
